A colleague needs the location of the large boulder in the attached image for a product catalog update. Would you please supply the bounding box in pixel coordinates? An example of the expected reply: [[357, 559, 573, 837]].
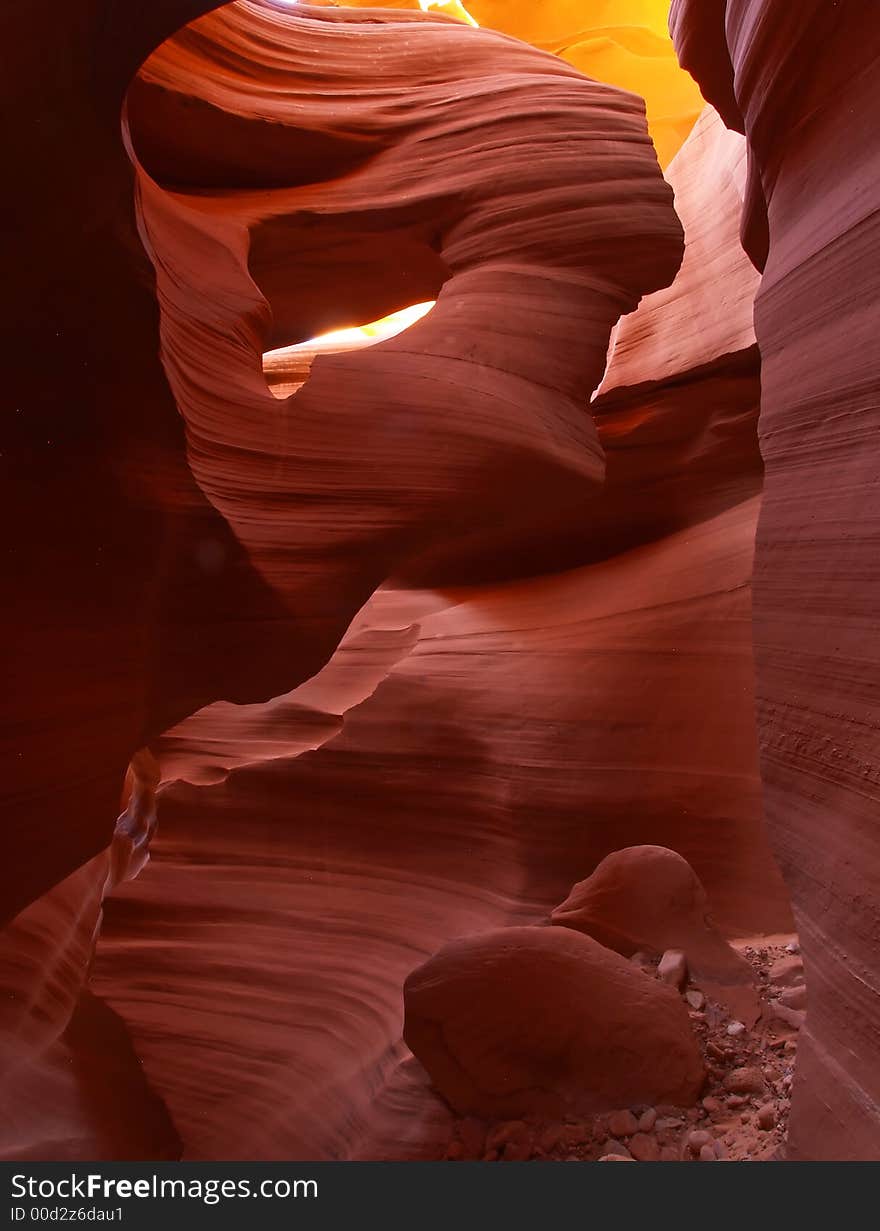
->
[[403, 925, 705, 1119], [550, 846, 759, 1024]]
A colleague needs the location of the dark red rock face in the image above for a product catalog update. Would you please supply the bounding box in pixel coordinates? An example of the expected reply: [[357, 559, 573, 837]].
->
[[2, 0, 875, 1163], [671, 0, 880, 1160]]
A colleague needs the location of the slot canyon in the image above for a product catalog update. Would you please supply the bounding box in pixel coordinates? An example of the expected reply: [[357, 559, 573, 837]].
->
[[2, 0, 879, 1165]]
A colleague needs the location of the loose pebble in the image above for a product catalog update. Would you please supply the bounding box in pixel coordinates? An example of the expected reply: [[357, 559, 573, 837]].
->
[[657, 948, 688, 990], [607, 1110, 639, 1138], [629, 1133, 660, 1162], [780, 984, 807, 1010], [724, 1066, 766, 1096], [638, 1108, 657, 1133]]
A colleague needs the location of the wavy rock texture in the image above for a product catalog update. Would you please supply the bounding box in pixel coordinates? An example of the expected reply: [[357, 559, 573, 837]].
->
[[670, 0, 880, 1160], [1, 0, 243, 1163], [1, 0, 687, 1161], [345, 0, 705, 167], [92, 492, 791, 1159], [1, 0, 287, 929], [88, 79, 789, 1158], [129, 0, 684, 618], [0, 759, 178, 1160], [2, 0, 821, 1164]]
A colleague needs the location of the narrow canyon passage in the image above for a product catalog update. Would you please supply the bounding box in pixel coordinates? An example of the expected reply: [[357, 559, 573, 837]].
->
[[2, 0, 878, 1165]]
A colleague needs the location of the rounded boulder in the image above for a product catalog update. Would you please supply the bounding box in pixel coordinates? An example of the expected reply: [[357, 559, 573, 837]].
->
[[403, 925, 705, 1119]]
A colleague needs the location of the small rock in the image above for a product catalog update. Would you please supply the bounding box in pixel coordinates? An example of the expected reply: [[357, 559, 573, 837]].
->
[[657, 948, 688, 990], [756, 1103, 777, 1131], [704, 1002, 728, 1029], [740, 1112, 751, 1124], [785, 940, 800, 954], [659, 1146, 680, 1162], [607, 1109, 639, 1138], [723, 1067, 766, 1096], [599, 1154, 635, 1162], [699, 1144, 716, 1162], [713, 1141, 728, 1159], [701, 1097, 722, 1114], [629, 1133, 660, 1162], [726, 1095, 746, 1108], [768, 1001, 806, 1030], [655, 1117, 684, 1131], [780, 984, 807, 1010], [687, 1130, 712, 1152], [685, 989, 705, 1011], [630, 951, 652, 966], [602, 1138, 632, 1159], [726, 1020, 746, 1037], [686, 1107, 702, 1123], [769, 955, 804, 987], [638, 1108, 657, 1133]]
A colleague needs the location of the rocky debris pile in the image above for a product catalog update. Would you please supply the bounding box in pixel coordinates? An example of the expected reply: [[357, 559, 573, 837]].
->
[[403, 925, 705, 1120], [438, 936, 802, 1162]]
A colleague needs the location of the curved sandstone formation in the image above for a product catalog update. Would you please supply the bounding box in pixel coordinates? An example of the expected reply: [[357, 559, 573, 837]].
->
[[10, 0, 876, 1166], [129, 1, 684, 623], [345, 0, 706, 167], [670, 0, 880, 1162], [91, 496, 789, 1160], [1, 0, 688, 1161]]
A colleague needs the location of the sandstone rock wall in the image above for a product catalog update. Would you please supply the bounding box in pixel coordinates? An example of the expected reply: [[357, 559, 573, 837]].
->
[[671, 0, 880, 1161]]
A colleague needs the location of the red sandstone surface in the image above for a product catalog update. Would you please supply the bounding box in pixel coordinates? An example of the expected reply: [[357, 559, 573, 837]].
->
[[1, 0, 878, 1165]]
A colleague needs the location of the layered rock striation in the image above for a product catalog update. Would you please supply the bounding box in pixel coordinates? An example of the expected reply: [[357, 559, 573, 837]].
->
[[671, 0, 880, 1161], [9, 0, 873, 1165]]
